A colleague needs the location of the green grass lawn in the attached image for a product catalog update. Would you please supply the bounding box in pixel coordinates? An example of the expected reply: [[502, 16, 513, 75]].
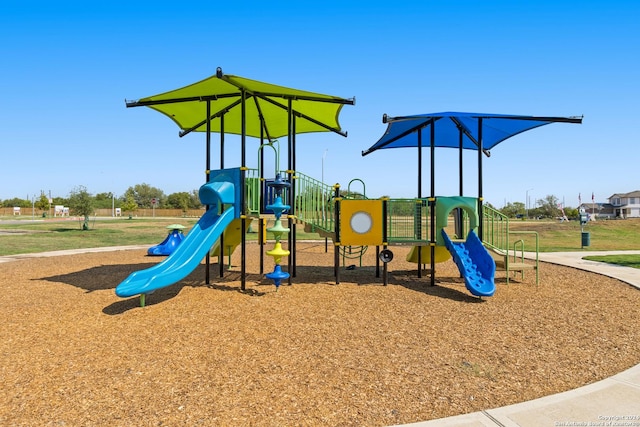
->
[[1, 215, 639, 268], [0, 217, 197, 255], [507, 218, 640, 251], [0, 216, 322, 256], [583, 254, 640, 269], [507, 218, 640, 269]]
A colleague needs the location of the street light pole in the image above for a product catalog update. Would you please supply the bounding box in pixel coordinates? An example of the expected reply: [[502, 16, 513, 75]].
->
[[526, 188, 533, 219]]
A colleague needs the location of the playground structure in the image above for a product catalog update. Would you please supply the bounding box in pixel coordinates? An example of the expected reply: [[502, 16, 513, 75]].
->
[[290, 183, 499, 296], [116, 69, 582, 305], [118, 165, 534, 303], [263, 173, 291, 289]]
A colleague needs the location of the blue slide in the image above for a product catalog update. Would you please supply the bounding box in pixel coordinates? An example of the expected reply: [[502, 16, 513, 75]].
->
[[441, 229, 496, 297], [115, 208, 235, 298], [115, 173, 240, 299]]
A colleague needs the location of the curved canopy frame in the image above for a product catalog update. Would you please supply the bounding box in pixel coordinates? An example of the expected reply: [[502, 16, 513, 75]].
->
[[126, 67, 355, 141], [362, 112, 582, 156]]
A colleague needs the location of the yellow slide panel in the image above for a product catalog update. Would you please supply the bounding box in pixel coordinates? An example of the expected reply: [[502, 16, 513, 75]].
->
[[340, 199, 383, 246], [406, 245, 451, 264], [211, 218, 252, 257]]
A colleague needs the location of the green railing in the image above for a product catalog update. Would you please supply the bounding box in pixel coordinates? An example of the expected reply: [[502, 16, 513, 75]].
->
[[386, 198, 431, 244], [482, 204, 539, 255], [483, 204, 539, 284], [482, 204, 509, 251], [507, 230, 539, 284], [246, 172, 262, 215], [294, 171, 334, 233], [245, 169, 334, 233]]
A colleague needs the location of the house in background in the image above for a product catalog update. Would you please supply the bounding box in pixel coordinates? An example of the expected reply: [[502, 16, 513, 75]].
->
[[579, 202, 615, 220], [608, 190, 640, 219], [578, 190, 640, 219]]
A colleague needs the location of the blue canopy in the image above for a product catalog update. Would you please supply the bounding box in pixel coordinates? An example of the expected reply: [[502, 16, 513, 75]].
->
[[362, 112, 583, 156]]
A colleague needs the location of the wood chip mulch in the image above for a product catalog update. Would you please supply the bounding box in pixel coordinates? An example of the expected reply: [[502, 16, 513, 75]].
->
[[1, 241, 639, 426]]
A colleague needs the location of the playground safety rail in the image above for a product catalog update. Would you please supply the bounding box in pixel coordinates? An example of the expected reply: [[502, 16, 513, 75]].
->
[[244, 169, 334, 233], [386, 198, 431, 244], [294, 171, 334, 233], [482, 205, 539, 284]]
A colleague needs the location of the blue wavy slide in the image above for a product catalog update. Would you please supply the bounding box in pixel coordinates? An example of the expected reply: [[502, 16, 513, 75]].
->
[[116, 179, 237, 299], [441, 229, 496, 297]]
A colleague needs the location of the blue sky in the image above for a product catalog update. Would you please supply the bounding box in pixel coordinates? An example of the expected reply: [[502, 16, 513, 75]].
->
[[1, 1, 638, 208]]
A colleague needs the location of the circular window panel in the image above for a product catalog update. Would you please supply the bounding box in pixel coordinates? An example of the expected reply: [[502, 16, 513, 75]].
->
[[350, 211, 372, 234]]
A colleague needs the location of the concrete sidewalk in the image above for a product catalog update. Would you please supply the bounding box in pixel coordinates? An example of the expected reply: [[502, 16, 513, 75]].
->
[[397, 250, 640, 427], [0, 245, 150, 264]]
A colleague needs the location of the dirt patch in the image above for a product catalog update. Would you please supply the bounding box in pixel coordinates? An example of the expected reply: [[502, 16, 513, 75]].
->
[[1, 242, 639, 426]]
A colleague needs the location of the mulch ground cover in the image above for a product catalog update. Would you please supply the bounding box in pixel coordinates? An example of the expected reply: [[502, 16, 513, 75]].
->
[[1, 242, 639, 426]]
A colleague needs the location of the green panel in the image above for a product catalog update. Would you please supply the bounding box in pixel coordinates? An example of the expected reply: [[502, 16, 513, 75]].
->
[[386, 198, 430, 244]]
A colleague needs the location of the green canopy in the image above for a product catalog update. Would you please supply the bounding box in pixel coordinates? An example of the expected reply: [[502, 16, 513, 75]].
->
[[126, 67, 354, 140]]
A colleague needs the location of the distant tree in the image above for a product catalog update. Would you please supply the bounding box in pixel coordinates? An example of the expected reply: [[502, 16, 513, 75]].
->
[[51, 196, 68, 207], [188, 190, 202, 208], [3, 197, 30, 208], [123, 183, 165, 208], [166, 192, 193, 212], [500, 201, 525, 218], [94, 192, 116, 209], [166, 192, 188, 211], [121, 194, 138, 219], [34, 192, 49, 215], [564, 206, 579, 219], [68, 186, 94, 230], [536, 195, 562, 219]]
